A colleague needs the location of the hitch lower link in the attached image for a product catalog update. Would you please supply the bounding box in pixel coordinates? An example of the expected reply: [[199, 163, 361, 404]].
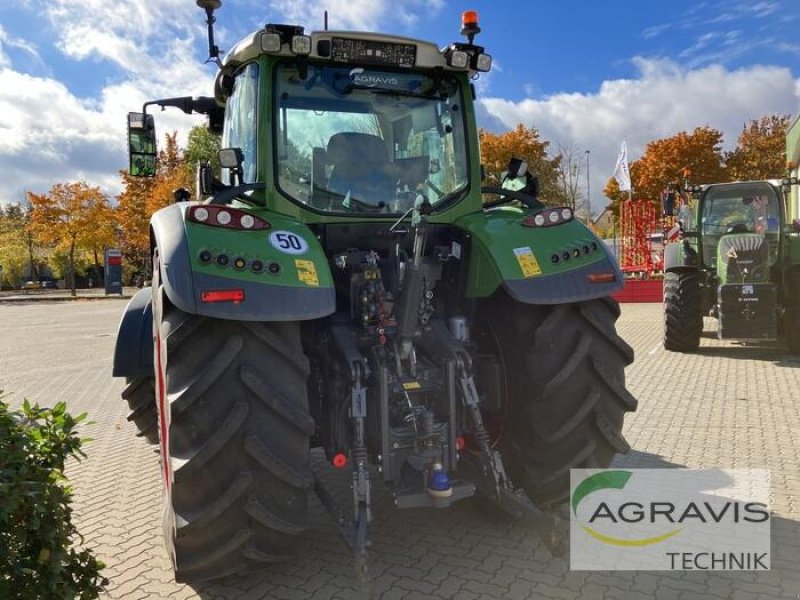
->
[[456, 362, 565, 556], [313, 359, 372, 583]]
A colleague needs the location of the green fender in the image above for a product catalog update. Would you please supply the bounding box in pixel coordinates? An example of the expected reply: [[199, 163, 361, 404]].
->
[[150, 202, 335, 321], [456, 207, 623, 304]]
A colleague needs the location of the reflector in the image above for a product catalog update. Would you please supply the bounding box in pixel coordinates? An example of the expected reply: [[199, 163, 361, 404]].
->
[[201, 289, 245, 303]]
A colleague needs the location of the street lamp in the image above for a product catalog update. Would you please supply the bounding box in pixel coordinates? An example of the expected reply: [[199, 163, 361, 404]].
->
[[585, 149, 591, 219]]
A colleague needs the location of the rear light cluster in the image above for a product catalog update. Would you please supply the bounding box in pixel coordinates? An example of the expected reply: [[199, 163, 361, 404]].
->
[[187, 205, 270, 231], [199, 250, 281, 275], [522, 207, 574, 228], [551, 241, 599, 264]]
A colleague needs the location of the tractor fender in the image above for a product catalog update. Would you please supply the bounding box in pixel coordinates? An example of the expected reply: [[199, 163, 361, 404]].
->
[[150, 202, 336, 321], [457, 208, 623, 304], [112, 286, 153, 379], [664, 239, 699, 272]]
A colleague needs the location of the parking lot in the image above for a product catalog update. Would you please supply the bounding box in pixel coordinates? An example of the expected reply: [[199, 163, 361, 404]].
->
[[1, 300, 799, 599]]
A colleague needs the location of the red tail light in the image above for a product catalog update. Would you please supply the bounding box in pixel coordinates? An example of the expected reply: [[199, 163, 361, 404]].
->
[[187, 205, 270, 231], [200, 289, 245, 303], [332, 453, 348, 468], [588, 273, 616, 283]]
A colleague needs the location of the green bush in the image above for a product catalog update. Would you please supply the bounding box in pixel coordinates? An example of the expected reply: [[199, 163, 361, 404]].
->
[[0, 396, 107, 599]]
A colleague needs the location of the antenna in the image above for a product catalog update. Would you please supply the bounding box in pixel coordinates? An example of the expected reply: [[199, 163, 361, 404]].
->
[[196, 0, 223, 69], [324, 10, 329, 31]]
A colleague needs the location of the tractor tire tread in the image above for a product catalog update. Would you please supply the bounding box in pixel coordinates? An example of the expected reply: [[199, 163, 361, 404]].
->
[[122, 376, 158, 445], [663, 271, 703, 352], [160, 308, 311, 583]]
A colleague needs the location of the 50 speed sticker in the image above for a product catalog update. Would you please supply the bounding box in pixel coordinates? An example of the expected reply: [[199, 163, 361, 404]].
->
[[270, 231, 309, 255], [513, 246, 542, 278], [295, 259, 319, 287]]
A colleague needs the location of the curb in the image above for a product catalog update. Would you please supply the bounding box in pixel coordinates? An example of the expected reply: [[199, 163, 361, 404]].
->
[[0, 295, 132, 304]]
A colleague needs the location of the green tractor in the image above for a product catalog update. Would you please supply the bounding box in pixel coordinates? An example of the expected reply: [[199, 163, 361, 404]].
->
[[663, 179, 800, 352], [113, 1, 637, 582]]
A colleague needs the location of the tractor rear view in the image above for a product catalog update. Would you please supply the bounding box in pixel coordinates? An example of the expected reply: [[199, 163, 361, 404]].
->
[[112, 1, 638, 582], [663, 179, 800, 352]]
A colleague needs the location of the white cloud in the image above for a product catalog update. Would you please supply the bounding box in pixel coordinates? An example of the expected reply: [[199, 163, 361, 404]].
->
[[0, 0, 449, 203], [0, 24, 41, 68], [0, 0, 215, 202], [478, 58, 800, 213]]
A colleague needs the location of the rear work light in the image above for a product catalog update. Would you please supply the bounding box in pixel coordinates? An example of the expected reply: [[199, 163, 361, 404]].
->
[[522, 207, 574, 228], [187, 205, 270, 231], [201, 289, 245, 303]]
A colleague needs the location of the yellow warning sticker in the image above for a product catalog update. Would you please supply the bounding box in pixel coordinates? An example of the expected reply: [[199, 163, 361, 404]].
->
[[513, 246, 542, 278], [295, 259, 319, 287], [402, 381, 422, 390]]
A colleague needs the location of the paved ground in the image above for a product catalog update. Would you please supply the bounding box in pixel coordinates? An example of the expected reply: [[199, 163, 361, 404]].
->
[[1, 300, 799, 600]]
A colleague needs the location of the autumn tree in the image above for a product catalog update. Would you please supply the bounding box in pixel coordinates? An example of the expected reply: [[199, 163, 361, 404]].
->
[[554, 141, 588, 216], [479, 124, 566, 206], [149, 132, 192, 215], [604, 127, 726, 216], [725, 114, 790, 181], [28, 182, 115, 296], [0, 203, 34, 288], [116, 132, 193, 277], [116, 170, 155, 277]]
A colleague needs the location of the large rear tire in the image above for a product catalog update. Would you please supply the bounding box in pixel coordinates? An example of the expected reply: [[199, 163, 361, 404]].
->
[[122, 376, 158, 444], [663, 271, 703, 352], [154, 287, 313, 582], [474, 294, 637, 508], [785, 268, 800, 354]]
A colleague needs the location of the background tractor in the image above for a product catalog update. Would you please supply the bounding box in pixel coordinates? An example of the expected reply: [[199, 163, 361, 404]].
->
[[113, 2, 637, 582], [663, 179, 800, 352]]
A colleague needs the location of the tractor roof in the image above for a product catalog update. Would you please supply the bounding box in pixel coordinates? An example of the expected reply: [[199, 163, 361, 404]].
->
[[221, 29, 450, 70], [215, 27, 475, 101]]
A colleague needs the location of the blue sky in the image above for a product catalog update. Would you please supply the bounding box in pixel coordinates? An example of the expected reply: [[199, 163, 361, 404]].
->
[[1, 0, 799, 212]]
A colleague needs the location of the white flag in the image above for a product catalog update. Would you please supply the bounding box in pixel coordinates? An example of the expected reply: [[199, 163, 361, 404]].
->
[[613, 140, 632, 192]]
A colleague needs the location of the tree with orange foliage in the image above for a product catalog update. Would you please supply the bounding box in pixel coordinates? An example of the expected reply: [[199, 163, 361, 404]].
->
[[116, 132, 192, 277], [116, 171, 155, 277], [479, 124, 566, 206], [28, 182, 115, 296], [604, 127, 726, 217], [725, 115, 790, 181], [149, 132, 192, 214]]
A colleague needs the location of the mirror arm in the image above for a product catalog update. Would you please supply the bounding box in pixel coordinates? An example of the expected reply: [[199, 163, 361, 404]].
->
[[143, 96, 219, 117]]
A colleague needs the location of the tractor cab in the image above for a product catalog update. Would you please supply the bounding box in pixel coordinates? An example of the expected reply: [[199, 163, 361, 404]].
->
[[699, 182, 782, 276], [126, 8, 491, 223], [273, 63, 469, 214]]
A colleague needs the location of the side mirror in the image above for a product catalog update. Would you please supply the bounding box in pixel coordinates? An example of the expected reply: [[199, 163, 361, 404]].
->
[[196, 161, 214, 200], [127, 112, 156, 177]]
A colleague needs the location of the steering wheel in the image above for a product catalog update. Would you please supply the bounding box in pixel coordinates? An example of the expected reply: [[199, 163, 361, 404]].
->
[[725, 222, 752, 234], [481, 186, 544, 210]]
